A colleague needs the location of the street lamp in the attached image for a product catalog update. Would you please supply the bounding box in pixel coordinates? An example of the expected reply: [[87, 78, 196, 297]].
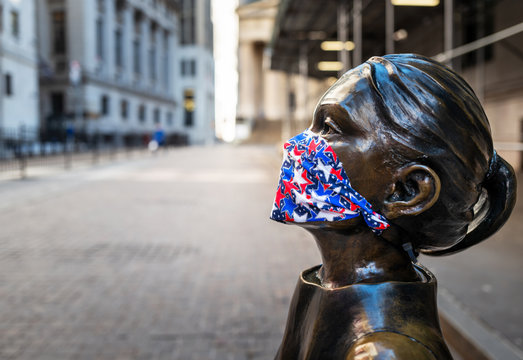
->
[[321, 41, 355, 51], [391, 0, 439, 6], [317, 61, 344, 72]]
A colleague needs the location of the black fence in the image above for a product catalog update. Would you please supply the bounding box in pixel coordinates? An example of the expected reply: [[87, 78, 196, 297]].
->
[[0, 126, 188, 178]]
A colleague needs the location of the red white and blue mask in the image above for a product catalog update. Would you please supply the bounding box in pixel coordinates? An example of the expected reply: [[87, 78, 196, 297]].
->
[[270, 129, 389, 234]]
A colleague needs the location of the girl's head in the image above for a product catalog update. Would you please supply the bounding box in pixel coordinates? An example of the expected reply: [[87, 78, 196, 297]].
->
[[309, 54, 516, 255]]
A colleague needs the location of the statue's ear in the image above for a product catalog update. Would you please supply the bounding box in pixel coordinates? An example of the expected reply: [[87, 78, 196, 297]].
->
[[383, 164, 441, 219]]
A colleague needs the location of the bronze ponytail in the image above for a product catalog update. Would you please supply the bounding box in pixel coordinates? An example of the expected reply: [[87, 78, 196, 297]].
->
[[423, 153, 517, 256]]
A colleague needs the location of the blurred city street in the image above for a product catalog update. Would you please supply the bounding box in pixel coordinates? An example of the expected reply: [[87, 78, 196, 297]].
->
[[1, 0, 523, 359], [0, 144, 522, 360], [0, 145, 319, 360]]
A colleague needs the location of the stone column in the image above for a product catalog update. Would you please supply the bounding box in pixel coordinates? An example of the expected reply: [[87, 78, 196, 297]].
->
[[237, 41, 262, 124]]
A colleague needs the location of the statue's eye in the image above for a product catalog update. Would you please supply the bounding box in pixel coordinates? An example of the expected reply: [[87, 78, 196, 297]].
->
[[321, 117, 342, 136]]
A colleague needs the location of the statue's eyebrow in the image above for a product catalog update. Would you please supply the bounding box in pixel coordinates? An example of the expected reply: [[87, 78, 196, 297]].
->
[[326, 103, 366, 135]]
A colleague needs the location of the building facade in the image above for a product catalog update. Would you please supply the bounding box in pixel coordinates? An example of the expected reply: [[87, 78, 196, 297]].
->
[[177, 0, 214, 145], [269, 0, 523, 171], [0, 0, 39, 138], [236, 0, 328, 143], [37, 0, 183, 145]]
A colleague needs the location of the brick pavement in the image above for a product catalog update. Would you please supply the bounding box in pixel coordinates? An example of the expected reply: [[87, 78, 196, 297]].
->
[[0, 145, 521, 359], [0, 146, 319, 360]]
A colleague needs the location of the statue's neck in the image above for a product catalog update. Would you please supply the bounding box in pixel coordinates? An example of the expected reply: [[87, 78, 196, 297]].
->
[[308, 228, 419, 288]]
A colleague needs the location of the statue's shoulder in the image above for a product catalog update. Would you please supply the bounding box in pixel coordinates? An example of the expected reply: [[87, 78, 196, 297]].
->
[[346, 331, 446, 360]]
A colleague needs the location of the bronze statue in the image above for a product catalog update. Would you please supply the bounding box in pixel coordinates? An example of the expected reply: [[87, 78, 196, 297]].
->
[[270, 54, 516, 359]]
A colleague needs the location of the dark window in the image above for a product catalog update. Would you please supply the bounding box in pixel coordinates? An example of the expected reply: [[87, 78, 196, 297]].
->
[[190, 59, 196, 76], [121, 99, 128, 119], [51, 92, 65, 115], [149, 47, 156, 80], [115, 29, 123, 68], [204, 0, 213, 51], [138, 104, 146, 122], [163, 32, 169, 88], [181, 60, 186, 76], [133, 40, 141, 74], [101, 95, 110, 115], [184, 89, 195, 127], [10, 10, 19, 38], [184, 110, 193, 127], [154, 108, 160, 124], [4, 73, 13, 96], [180, 0, 195, 45], [52, 11, 66, 55], [97, 0, 105, 13], [181, 59, 196, 77], [166, 112, 173, 126], [96, 19, 104, 60]]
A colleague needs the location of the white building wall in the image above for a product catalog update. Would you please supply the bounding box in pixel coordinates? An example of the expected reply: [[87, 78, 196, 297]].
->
[[176, 46, 215, 145], [37, 0, 181, 143], [177, 0, 215, 145], [0, 0, 39, 135]]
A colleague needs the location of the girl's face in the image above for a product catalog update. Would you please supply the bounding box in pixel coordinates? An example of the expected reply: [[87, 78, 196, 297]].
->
[[301, 72, 398, 231]]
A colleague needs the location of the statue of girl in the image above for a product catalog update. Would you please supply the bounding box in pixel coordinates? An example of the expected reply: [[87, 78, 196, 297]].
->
[[270, 54, 516, 359]]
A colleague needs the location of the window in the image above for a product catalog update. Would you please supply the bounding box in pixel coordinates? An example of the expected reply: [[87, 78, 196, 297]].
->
[[184, 89, 195, 127], [181, 59, 196, 77], [190, 60, 196, 76], [4, 73, 13, 96], [97, 0, 105, 13], [154, 108, 160, 124], [101, 95, 110, 115], [181, 0, 195, 45], [115, 29, 123, 68], [133, 40, 141, 74], [163, 32, 169, 89], [10, 10, 19, 38], [115, 1, 124, 23], [181, 60, 186, 76], [96, 19, 104, 60], [166, 112, 173, 126], [138, 104, 146, 122], [0, 5, 4, 33], [149, 47, 156, 81], [120, 99, 128, 119], [52, 11, 66, 55], [51, 92, 65, 115]]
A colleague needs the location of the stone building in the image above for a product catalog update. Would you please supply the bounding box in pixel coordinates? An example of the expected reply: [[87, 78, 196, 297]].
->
[[36, 0, 215, 146], [177, 0, 215, 145], [268, 0, 523, 171], [36, 0, 180, 145], [236, 0, 328, 143], [0, 0, 39, 138]]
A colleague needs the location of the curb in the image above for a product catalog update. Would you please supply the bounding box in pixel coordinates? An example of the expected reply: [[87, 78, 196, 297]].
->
[[438, 287, 523, 360]]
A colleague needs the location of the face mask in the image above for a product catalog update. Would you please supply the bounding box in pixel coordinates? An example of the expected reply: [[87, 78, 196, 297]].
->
[[270, 129, 389, 234]]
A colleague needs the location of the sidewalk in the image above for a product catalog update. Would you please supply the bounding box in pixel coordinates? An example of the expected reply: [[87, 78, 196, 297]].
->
[[421, 171, 523, 359], [0, 144, 521, 359]]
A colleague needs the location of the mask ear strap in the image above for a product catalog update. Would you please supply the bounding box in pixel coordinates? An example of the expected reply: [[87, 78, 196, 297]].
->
[[378, 224, 419, 263], [402, 242, 418, 263]]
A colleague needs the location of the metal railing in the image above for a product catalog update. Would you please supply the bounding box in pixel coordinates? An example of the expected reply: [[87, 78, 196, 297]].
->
[[0, 126, 188, 179]]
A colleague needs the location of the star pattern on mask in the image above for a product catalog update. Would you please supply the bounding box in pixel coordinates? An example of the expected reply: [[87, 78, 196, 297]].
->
[[270, 129, 389, 234]]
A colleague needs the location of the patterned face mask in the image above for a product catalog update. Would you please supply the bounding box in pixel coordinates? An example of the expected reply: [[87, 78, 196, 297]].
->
[[270, 129, 390, 234]]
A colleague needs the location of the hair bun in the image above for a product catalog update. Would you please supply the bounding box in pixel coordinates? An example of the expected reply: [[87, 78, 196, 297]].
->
[[425, 153, 516, 256]]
